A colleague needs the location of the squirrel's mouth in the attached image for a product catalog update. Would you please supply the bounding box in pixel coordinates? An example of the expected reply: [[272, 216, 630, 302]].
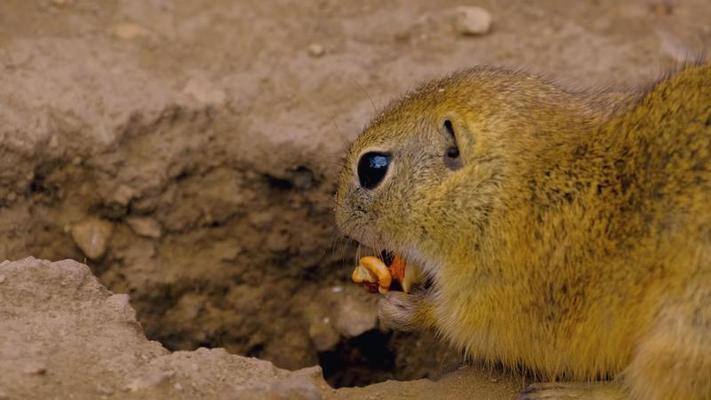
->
[[380, 249, 394, 265], [350, 246, 429, 294]]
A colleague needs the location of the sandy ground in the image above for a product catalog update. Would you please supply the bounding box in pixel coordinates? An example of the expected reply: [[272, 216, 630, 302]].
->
[[0, 0, 710, 397]]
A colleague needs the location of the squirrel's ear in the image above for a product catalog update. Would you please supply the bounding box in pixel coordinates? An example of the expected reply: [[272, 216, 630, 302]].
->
[[440, 114, 474, 163]]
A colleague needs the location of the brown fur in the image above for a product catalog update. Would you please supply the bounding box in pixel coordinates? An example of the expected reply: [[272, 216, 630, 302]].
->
[[335, 64, 711, 399]]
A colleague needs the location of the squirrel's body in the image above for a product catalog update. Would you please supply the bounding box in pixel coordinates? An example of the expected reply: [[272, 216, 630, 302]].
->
[[336, 63, 710, 399]]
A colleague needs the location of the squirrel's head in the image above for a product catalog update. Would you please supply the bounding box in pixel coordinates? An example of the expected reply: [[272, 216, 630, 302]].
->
[[335, 67, 563, 271]]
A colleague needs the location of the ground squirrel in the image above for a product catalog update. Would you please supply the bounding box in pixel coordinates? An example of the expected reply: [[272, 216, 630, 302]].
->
[[335, 63, 710, 399]]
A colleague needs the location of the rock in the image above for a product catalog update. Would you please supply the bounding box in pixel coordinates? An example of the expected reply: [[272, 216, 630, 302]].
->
[[22, 361, 47, 375], [104, 294, 138, 323], [126, 216, 162, 239], [266, 231, 290, 252], [0, 244, 518, 400], [125, 370, 175, 392], [109, 185, 136, 207], [650, 2, 674, 16], [394, 30, 411, 42], [211, 240, 241, 261], [292, 366, 324, 381], [453, 6, 493, 36], [248, 211, 274, 228], [308, 316, 340, 352], [0, 275, 5, 284], [111, 23, 152, 40], [233, 375, 322, 400], [183, 76, 227, 105], [307, 43, 325, 58], [96, 385, 113, 395], [334, 295, 378, 338], [71, 217, 114, 260]]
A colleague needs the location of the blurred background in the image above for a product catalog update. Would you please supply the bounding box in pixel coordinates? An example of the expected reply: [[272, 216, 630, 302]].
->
[[0, 0, 709, 389]]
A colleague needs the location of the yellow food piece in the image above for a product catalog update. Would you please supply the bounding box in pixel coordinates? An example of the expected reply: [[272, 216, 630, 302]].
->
[[351, 256, 392, 294], [351, 264, 377, 284]]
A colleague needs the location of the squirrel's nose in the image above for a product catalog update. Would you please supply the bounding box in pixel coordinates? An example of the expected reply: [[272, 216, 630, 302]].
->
[[357, 152, 390, 189]]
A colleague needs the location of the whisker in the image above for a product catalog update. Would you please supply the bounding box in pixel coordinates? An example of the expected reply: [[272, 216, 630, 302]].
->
[[347, 77, 378, 116]]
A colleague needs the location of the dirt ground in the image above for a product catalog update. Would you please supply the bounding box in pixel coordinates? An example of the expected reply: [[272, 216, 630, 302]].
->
[[0, 0, 710, 398]]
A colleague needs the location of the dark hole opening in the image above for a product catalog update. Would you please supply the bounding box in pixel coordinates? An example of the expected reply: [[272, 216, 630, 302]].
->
[[318, 329, 396, 388], [266, 175, 294, 190]]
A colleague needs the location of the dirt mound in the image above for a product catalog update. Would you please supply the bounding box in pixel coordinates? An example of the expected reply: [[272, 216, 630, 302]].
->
[[0, 257, 518, 399], [0, 257, 326, 399]]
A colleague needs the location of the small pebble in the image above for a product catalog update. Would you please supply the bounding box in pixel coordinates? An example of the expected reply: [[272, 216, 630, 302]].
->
[[307, 43, 325, 58], [23, 361, 47, 375], [96, 385, 113, 395], [334, 296, 378, 337], [308, 319, 340, 352], [110, 185, 136, 207], [0, 275, 5, 284], [393, 30, 410, 42], [126, 217, 162, 239], [111, 23, 151, 40], [48, 134, 60, 148], [183, 76, 226, 104], [105, 294, 137, 323], [454, 6, 493, 36], [265, 231, 289, 252], [71, 217, 114, 260], [125, 370, 175, 392], [650, 2, 673, 16]]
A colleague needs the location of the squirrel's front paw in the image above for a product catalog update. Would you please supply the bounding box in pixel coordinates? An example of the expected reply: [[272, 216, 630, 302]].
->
[[378, 291, 432, 331]]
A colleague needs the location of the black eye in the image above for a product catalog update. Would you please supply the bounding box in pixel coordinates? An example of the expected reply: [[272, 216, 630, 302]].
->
[[357, 151, 390, 189]]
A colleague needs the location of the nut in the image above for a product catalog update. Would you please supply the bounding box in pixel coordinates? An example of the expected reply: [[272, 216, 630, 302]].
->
[[352, 256, 392, 294]]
